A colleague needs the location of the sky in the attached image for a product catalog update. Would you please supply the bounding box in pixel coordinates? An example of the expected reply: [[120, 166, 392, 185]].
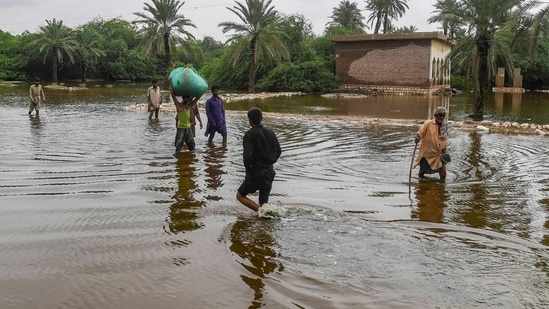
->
[[0, 0, 439, 41]]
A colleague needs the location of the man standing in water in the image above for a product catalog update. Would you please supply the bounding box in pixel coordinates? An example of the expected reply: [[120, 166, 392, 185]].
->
[[147, 79, 162, 120], [237, 107, 282, 211], [29, 77, 45, 117], [168, 79, 199, 152], [413, 106, 450, 183], [204, 85, 227, 144]]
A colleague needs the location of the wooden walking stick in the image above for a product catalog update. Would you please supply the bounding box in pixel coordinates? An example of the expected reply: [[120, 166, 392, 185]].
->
[[409, 142, 418, 195]]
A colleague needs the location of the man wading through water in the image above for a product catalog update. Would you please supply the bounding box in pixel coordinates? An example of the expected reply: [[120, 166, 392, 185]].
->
[[413, 106, 451, 183], [29, 77, 45, 117], [237, 108, 282, 211]]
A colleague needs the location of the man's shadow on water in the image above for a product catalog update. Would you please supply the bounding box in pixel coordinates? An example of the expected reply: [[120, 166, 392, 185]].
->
[[411, 181, 448, 223], [204, 143, 227, 200], [166, 151, 205, 265], [229, 217, 283, 309]]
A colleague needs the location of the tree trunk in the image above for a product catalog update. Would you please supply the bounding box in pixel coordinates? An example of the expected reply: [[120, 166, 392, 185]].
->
[[472, 38, 490, 120], [163, 33, 171, 88], [81, 63, 87, 83], [374, 13, 382, 34], [248, 39, 258, 93], [248, 57, 256, 94], [52, 53, 58, 84]]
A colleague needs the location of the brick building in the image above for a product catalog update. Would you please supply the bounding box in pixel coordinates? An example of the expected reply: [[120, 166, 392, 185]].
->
[[331, 32, 455, 95]]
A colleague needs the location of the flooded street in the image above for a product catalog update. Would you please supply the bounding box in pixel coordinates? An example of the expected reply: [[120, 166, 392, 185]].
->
[[0, 84, 548, 308]]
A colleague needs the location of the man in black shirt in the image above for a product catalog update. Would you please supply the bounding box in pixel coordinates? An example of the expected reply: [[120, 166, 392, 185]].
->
[[237, 107, 282, 211]]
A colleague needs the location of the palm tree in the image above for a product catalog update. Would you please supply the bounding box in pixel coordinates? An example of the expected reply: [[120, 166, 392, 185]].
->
[[219, 0, 290, 93], [393, 25, 418, 33], [427, 0, 462, 39], [528, 3, 549, 59], [365, 0, 409, 34], [453, 0, 536, 118], [32, 19, 78, 83], [75, 26, 106, 83], [327, 0, 367, 34], [133, 0, 196, 75]]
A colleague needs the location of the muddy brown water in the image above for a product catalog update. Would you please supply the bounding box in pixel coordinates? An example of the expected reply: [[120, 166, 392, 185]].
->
[[1, 83, 548, 308]]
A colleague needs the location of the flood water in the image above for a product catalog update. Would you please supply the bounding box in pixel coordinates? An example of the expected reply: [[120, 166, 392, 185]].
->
[[1, 83, 548, 308]]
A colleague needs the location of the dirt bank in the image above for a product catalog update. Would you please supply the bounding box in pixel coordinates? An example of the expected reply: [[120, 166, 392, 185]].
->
[[126, 92, 548, 137]]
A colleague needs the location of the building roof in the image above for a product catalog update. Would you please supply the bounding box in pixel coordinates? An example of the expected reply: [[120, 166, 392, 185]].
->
[[330, 32, 456, 45]]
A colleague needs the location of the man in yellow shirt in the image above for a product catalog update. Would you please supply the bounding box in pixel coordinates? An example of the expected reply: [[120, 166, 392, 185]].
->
[[168, 78, 199, 152], [413, 106, 450, 183]]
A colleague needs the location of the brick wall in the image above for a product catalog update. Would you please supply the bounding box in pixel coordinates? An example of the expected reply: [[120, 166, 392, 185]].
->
[[335, 39, 432, 87]]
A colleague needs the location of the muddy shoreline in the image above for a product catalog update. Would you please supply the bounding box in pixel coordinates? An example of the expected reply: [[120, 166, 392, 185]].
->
[[128, 100, 548, 137]]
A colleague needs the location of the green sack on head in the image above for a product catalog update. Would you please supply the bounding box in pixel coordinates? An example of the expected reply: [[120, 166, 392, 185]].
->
[[169, 67, 208, 97]]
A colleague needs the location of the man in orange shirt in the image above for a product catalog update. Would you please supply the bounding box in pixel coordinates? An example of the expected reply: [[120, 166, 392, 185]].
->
[[413, 106, 450, 183]]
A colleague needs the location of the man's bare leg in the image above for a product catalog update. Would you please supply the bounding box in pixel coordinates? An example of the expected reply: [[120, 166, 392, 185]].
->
[[439, 165, 447, 183], [237, 192, 259, 211]]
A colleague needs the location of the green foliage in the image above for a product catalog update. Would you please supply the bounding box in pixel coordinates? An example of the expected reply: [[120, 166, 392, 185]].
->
[[175, 36, 225, 69], [219, 0, 291, 92], [89, 17, 140, 49], [279, 14, 316, 63], [99, 39, 156, 80], [450, 74, 473, 90], [32, 18, 78, 82], [365, 0, 409, 34], [133, 0, 196, 74], [200, 46, 253, 90], [75, 25, 107, 82], [328, 0, 367, 34], [0, 30, 26, 80], [256, 58, 339, 93], [511, 35, 549, 89]]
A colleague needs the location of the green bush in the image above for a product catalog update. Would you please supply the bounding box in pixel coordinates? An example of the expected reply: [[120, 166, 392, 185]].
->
[[450, 74, 473, 91], [256, 59, 339, 93]]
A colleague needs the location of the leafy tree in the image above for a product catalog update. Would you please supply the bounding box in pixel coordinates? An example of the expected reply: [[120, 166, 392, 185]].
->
[[32, 19, 78, 83], [133, 0, 196, 75], [83, 18, 157, 81], [527, 4, 549, 59], [452, 0, 534, 118], [392, 25, 418, 33], [327, 1, 367, 34], [279, 14, 316, 63], [428, 0, 463, 39], [89, 17, 140, 49], [0, 30, 26, 80], [219, 0, 290, 93], [200, 45, 256, 90], [182, 36, 225, 69], [256, 58, 339, 93], [75, 25, 106, 83], [365, 0, 409, 34]]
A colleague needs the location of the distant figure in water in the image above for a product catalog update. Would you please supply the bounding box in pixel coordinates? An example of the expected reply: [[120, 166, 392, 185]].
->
[[237, 108, 282, 212], [168, 78, 199, 152], [413, 106, 451, 183], [29, 77, 45, 117], [147, 79, 162, 120], [204, 85, 227, 144]]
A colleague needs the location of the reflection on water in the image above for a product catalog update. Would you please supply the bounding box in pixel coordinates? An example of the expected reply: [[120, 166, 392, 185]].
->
[[204, 144, 227, 198], [412, 182, 447, 222], [229, 217, 282, 309], [226, 91, 549, 124], [0, 84, 548, 308], [167, 152, 204, 235]]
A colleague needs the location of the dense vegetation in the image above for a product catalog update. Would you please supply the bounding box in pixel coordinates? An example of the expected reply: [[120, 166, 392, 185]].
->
[[2, 0, 549, 107]]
